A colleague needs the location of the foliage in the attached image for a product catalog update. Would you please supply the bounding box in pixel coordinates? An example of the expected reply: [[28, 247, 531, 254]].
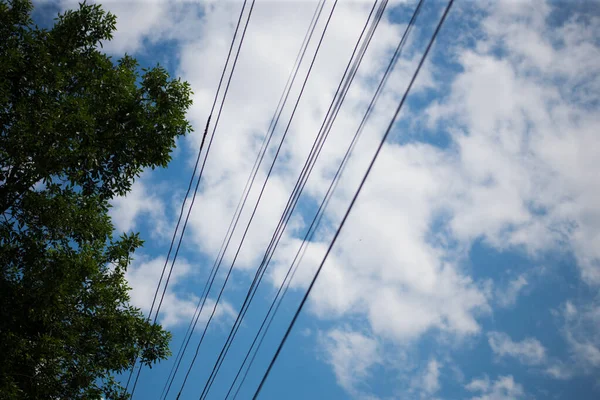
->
[[0, 1, 193, 398]]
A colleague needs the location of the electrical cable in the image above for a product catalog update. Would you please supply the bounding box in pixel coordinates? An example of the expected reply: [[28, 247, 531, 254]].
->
[[158, 2, 326, 397], [197, 1, 390, 398], [173, 2, 339, 397], [167, 1, 340, 399], [229, 0, 425, 397], [228, 0, 426, 397], [157, 3, 259, 400], [124, 0, 250, 396], [250, 1, 454, 398]]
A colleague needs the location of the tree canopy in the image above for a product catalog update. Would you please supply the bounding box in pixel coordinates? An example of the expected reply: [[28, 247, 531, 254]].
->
[[0, 1, 193, 398]]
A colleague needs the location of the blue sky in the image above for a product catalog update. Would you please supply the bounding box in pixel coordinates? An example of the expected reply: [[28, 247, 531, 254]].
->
[[37, 0, 600, 399]]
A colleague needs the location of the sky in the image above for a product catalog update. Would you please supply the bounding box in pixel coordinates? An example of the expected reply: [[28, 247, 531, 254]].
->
[[35, 0, 600, 399]]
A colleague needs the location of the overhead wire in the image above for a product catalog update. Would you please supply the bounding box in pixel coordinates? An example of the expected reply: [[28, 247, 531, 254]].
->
[[250, 0, 455, 398], [124, 0, 251, 396], [150, 0, 255, 329], [173, 2, 339, 397], [196, 0, 392, 398], [161, 0, 324, 397], [157, 3, 259, 400], [227, 0, 427, 397], [159, 0, 326, 398], [166, 1, 342, 399]]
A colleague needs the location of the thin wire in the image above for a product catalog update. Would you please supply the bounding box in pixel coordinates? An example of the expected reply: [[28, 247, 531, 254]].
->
[[230, 0, 426, 397], [172, 2, 340, 399], [199, 1, 388, 398], [151, 0, 254, 329], [124, 0, 249, 395], [159, 3, 259, 400], [174, 3, 338, 398], [159, 0, 325, 398], [134, 0, 256, 386], [159, 4, 324, 398], [250, 1, 454, 398]]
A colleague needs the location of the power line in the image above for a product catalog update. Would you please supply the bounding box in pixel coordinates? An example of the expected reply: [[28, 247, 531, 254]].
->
[[159, 2, 259, 399], [168, 1, 341, 399], [124, 0, 251, 396], [197, 1, 390, 398], [150, 0, 255, 329], [250, 1, 454, 398], [228, 0, 426, 397], [173, 2, 339, 397], [159, 0, 326, 398]]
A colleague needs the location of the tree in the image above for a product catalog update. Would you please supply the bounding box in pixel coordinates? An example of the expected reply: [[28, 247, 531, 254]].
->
[[0, 1, 193, 398]]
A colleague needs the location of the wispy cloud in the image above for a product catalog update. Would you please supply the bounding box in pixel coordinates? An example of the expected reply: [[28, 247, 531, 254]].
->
[[319, 328, 381, 397], [109, 178, 166, 235], [487, 331, 546, 366], [411, 358, 442, 399], [53, 0, 600, 397], [495, 275, 528, 308], [559, 301, 600, 372], [125, 255, 235, 328], [465, 375, 526, 400]]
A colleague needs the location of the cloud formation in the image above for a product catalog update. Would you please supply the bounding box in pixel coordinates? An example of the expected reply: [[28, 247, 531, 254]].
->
[[125, 255, 235, 328], [427, 0, 600, 284], [319, 328, 381, 396], [47, 0, 600, 397], [559, 301, 600, 372], [487, 331, 546, 366], [466, 375, 526, 400], [109, 178, 165, 234], [412, 358, 442, 398]]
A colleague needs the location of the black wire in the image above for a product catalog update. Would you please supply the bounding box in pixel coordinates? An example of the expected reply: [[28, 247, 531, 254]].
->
[[151, 0, 255, 328], [174, 2, 338, 397], [198, 1, 388, 398], [171, 2, 340, 399], [132, 0, 256, 393], [231, 0, 420, 396], [125, 114, 209, 392], [160, 0, 325, 398], [229, 0, 426, 397], [134, 0, 257, 388], [250, 1, 454, 398], [124, 0, 249, 395], [156, 2, 259, 399], [159, 2, 323, 396]]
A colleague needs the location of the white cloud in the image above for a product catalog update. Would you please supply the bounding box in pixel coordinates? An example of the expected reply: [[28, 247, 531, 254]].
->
[[484, 300, 600, 381], [423, 359, 441, 394], [125, 255, 235, 328], [55, 0, 208, 55], [269, 143, 490, 342], [411, 358, 442, 398], [465, 376, 490, 393], [466, 375, 526, 400], [319, 328, 381, 396], [427, 0, 600, 284], [155, 0, 493, 351], [53, 0, 600, 396], [487, 331, 546, 366], [109, 178, 166, 235], [559, 301, 600, 371], [544, 362, 573, 381], [495, 275, 528, 308]]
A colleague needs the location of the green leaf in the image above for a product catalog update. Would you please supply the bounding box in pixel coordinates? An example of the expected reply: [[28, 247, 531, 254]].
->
[[0, 1, 192, 398]]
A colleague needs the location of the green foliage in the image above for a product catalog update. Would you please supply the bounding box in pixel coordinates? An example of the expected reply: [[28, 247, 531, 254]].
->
[[0, 1, 193, 398]]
